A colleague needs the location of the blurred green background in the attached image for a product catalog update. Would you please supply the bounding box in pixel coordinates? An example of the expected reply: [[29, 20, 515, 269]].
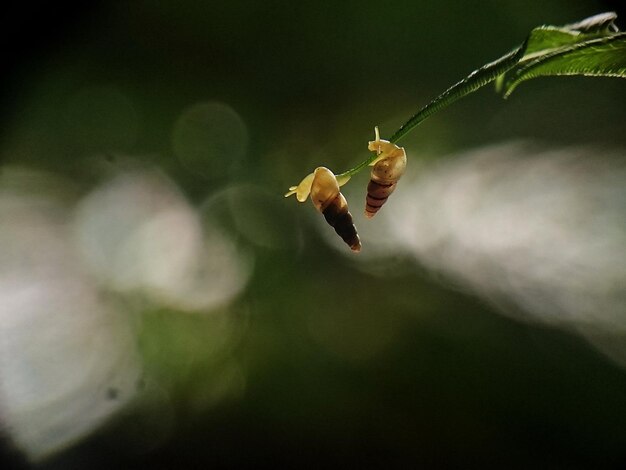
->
[[1, 1, 626, 468]]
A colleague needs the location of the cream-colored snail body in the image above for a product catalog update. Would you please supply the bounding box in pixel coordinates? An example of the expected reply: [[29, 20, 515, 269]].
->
[[365, 127, 407, 218], [285, 167, 361, 252]]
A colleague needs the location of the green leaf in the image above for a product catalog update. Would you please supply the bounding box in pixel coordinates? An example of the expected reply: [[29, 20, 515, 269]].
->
[[502, 33, 626, 97], [494, 17, 619, 92], [389, 12, 623, 144], [522, 28, 592, 58], [524, 11, 618, 54], [498, 12, 624, 96]]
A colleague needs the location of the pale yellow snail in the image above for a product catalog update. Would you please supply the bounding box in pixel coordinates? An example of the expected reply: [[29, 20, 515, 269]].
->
[[285, 167, 361, 252], [365, 127, 407, 218]]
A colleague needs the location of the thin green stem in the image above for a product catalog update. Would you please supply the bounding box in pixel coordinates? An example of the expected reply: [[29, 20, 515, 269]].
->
[[335, 39, 529, 180], [390, 41, 527, 143], [336, 153, 379, 179]]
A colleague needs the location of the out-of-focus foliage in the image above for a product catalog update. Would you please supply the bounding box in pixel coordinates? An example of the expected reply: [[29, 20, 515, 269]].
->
[[0, 1, 625, 469]]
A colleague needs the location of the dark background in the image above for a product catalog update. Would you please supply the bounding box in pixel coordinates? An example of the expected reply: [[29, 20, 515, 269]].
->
[[1, 1, 626, 468]]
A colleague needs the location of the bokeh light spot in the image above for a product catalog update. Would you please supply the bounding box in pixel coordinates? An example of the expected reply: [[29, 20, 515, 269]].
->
[[172, 101, 248, 180], [385, 141, 626, 365], [0, 168, 141, 461], [74, 170, 251, 312], [200, 184, 303, 251]]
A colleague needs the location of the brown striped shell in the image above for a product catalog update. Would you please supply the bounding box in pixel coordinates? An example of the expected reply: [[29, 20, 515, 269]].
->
[[310, 167, 361, 252], [364, 133, 407, 218]]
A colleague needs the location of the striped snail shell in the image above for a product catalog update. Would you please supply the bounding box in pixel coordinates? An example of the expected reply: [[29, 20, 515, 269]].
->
[[364, 129, 407, 218], [310, 167, 361, 252]]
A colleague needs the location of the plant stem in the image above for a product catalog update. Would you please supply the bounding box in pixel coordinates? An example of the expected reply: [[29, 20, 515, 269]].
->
[[390, 41, 527, 143], [336, 39, 529, 180]]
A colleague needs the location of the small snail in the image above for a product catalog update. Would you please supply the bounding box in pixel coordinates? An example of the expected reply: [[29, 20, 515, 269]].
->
[[365, 127, 407, 218], [285, 167, 361, 252]]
